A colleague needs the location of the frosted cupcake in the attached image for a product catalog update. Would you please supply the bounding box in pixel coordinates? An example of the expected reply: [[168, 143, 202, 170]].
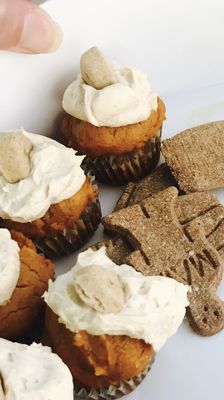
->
[[44, 247, 189, 397], [0, 129, 101, 257], [61, 47, 166, 185], [0, 228, 54, 341], [0, 338, 73, 400]]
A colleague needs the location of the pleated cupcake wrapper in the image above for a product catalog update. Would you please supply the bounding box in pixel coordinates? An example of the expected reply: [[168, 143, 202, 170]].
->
[[82, 128, 162, 186], [35, 178, 101, 258], [73, 357, 155, 400]]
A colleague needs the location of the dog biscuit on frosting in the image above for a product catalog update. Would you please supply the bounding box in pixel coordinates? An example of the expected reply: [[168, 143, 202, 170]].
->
[[80, 46, 117, 89], [0, 130, 32, 183]]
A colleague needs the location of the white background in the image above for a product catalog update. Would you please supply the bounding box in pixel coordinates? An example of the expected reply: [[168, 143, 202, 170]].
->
[[0, 1, 224, 399]]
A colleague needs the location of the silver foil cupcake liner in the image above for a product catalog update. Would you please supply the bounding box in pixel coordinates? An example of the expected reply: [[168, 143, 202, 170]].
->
[[81, 128, 162, 186], [35, 197, 101, 258], [73, 357, 154, 400]]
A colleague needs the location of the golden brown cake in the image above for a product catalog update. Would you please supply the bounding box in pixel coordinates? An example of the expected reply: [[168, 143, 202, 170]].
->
[[44, 307, 153, 389], [0, 229, 54, 341]]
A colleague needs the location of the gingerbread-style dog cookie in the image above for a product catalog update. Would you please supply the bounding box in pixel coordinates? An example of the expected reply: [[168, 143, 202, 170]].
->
[[113, 165, 224, 258], [102, 187, 224, 336], [162, 121, 224, 192], [114, 163, 178, 212]]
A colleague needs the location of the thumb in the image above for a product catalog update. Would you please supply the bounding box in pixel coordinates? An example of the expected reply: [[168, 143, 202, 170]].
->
[[0, 0, 63, 54]]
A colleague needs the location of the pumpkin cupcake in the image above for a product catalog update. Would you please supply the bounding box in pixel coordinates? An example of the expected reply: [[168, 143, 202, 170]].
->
[[0, 129, 101, 257], [0, 228, 54, 341], [61, 47, 166, 185], [0, 338, 74, 400], [43, 247, 189, 398]]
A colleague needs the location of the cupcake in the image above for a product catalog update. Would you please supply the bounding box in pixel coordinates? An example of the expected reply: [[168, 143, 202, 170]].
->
[[0, 228, 54, 341], [0, 129, 101, 257], [43, 247, 189, 397], [0, 338, 74, 400], [61, 47, 166, 185]]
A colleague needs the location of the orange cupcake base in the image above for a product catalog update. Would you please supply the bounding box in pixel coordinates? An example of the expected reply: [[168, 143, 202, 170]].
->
[[35, 197, 101, 258], [43, 307, 155, 398], [82, 128, 162, 185], [0, 230, 54, 342], [73, 359, 155, 399]]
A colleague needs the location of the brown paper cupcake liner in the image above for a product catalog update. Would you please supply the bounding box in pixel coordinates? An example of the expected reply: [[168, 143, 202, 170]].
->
[[35, 176, 101, 258], [81, 128, 162, 186], [35, 197, 101, 258], [73, 357, 155, 400]]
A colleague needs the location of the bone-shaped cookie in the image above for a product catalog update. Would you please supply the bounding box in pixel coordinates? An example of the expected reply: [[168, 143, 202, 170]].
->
[[102, 187, 224, 336]]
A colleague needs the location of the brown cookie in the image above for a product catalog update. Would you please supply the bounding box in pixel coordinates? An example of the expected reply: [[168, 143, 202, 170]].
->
[[112, 165, 224, 257], [162, 121, 224, 192], [102, 187, 224, 336], [114, 163, 178, 212], [92, 236, 132, 266]]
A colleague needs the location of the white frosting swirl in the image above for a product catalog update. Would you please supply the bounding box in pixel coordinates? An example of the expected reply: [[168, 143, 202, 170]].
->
[[0, 129, 85, 223], [0, 338, 73, 400], [0, 229, 20, 306], [44, 247, 189, 352], [62, 66, 158, 127]]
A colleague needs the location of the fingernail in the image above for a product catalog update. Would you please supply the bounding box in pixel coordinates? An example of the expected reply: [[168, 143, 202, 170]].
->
[[18, 7, 63, 54]]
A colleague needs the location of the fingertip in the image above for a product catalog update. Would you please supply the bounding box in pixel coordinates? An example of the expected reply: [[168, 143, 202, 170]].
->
[[0, 0, 63, 54], [18, 6, 63, 54]]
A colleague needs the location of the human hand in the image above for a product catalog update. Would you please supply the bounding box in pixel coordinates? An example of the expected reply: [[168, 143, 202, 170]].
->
[[0, 0, 62, 54]]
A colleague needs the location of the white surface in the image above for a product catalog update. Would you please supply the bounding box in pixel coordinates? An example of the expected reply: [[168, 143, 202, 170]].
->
[[0, 1, 223, 399]]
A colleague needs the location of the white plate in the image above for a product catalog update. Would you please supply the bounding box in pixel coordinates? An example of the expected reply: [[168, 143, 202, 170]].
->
[[0, 1, 223, 399]]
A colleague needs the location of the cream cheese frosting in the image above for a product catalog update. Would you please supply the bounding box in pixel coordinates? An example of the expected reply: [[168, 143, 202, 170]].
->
[[0, 129, 85, 223], [0, 229, 20, 306], [44, 247, 189, 352], [62, 65, 158, 127], [0, 338, 73, 400]]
